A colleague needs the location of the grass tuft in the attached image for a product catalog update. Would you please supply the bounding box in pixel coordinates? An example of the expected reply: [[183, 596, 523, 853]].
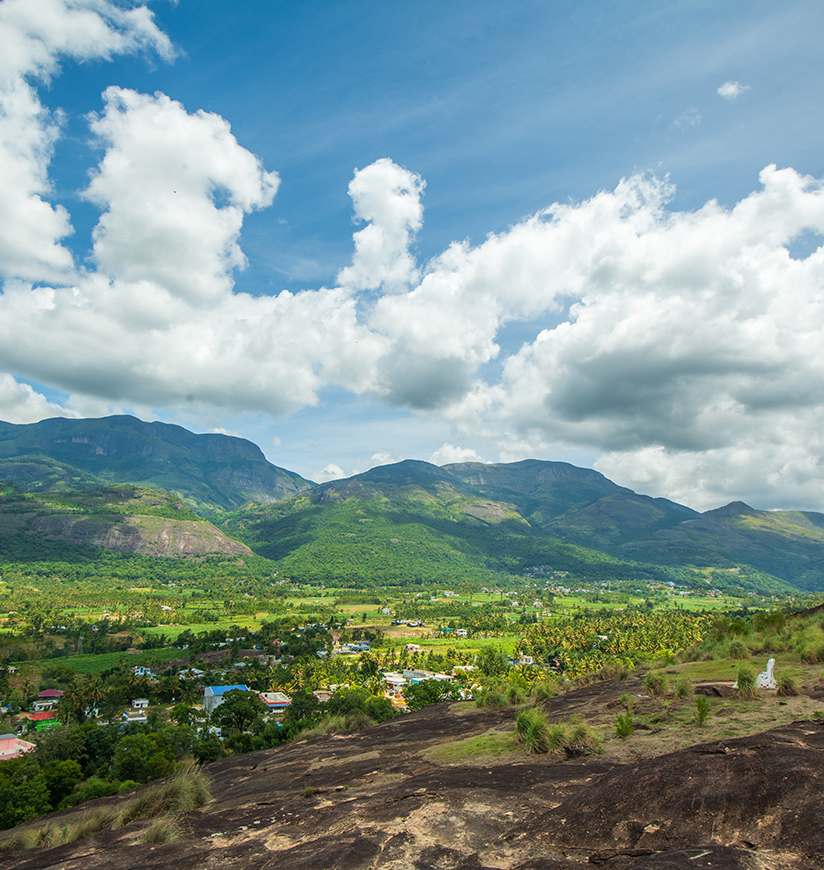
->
[[735, 664, 757, 700], [674, 676, 693, 699], [643, 670, 669, 697], [139, 815, 183, 844], [776, 672, 800, 697], [515, 708, 551, 754]]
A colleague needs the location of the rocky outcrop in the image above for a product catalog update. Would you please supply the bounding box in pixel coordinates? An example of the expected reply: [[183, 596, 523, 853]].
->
[[29, 513, 252, 557], [1, 692, 822, 869]]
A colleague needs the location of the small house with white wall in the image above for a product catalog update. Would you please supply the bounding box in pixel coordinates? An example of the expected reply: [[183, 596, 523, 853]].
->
[[203, 685, 250, 716]]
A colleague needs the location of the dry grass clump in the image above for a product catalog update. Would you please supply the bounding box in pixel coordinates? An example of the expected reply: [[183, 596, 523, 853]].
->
[[642, 669, 669, 697], [674, 675, 693, 699], [776, 672, 801, 696], [139, 814, 183, 844], [297, 711, 377, 740], [0, 765, 211, 851], [735, 664, 757, 700], [598, 662, 631, 681]]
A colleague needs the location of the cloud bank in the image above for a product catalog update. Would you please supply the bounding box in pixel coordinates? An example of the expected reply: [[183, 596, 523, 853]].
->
[[1, 1, 824, 512]]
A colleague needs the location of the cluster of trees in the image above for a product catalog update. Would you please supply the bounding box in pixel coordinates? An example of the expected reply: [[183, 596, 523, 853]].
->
[[0, 719, 202, 830], [518, 608, 714, 676]]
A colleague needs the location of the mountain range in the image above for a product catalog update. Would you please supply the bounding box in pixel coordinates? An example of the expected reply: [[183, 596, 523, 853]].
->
[[0, 415, 312, 513], [2, 415, 824, 592]]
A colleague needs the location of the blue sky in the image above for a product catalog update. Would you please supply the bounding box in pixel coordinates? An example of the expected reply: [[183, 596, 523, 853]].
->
[[1, 0, 824, 511]]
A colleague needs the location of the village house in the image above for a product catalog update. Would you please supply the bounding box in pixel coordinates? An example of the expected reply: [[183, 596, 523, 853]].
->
[[32, 689, 63, 712], [382, 672, 407, 695], [259, 692, 290, 712], [402, 668, 453, 684], [202, 684, 250, 716], [19, 711, 62, 732], [0, 734, 35, 759]]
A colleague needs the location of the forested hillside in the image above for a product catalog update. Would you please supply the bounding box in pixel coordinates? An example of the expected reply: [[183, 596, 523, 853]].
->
[[0, 416, 313, 513]]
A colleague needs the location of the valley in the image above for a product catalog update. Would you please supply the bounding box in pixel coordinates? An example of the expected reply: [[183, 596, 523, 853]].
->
[[0, 416, 822, 866]]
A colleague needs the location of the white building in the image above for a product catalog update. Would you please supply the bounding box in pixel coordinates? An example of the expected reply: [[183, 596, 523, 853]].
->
[[203, 685, 250, 716]]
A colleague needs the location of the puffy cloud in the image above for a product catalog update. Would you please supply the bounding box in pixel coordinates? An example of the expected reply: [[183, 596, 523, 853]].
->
[[400, 164, 824, 509], [314, 462, 346, 483], [0, 0, 173, 83], [0, 373, 75, 423], [0, 276, 385, 417], [370, 451, 405, 467], [717, 80, 749, 100], [85, 88, 279, 303], [336, 158, 425, 294], [429, 444, 486, 466], [0, 0, 172, 284]]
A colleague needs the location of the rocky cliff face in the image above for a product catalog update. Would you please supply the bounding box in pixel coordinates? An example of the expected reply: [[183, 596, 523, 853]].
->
[[0, 486, 252, 558], [29, 513, 252, 558]]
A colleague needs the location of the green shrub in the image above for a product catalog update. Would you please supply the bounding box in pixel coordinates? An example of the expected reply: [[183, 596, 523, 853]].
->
[[507, 685, 526, 705], [694, 695, 710, 726], [568, 720, 602, 753], [475, 687, 506, 709], [642, 670, 669, 697], [727, 639, 748, 660], [546, 723, 567, 753], [615, 712, 634, 739], [532, 679, 561, 700]]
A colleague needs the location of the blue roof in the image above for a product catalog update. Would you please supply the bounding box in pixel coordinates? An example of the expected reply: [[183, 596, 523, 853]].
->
[[207, 685, 249, 695]]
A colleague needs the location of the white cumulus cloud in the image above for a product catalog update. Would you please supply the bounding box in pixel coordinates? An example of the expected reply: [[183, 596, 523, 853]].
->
[[336, 158, 425, 294], [429, 444, 486, 466], [0, 374, 75, 423], [314, 462, 346, 482], [717, 80, 749, 100], [85, 87, 280, 303], [0, 0, 172, 284]]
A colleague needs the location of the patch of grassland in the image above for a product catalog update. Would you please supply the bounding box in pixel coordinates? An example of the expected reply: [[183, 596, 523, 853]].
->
[[424, 731, 517, 764]]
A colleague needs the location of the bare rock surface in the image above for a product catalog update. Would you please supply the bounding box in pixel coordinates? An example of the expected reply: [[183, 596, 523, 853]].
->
[[2, 687, 823, 870]]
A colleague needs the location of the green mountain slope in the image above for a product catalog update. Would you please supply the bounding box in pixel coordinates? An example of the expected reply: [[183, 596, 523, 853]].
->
[[2, 418, 823, 592], [0, 483, 253, 560], [621, 501, 824, 590], [0, 415, 314, 513], [222, 460, 687, 588], [222, 459, 822, 592], [444, 459, 697, 543]]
